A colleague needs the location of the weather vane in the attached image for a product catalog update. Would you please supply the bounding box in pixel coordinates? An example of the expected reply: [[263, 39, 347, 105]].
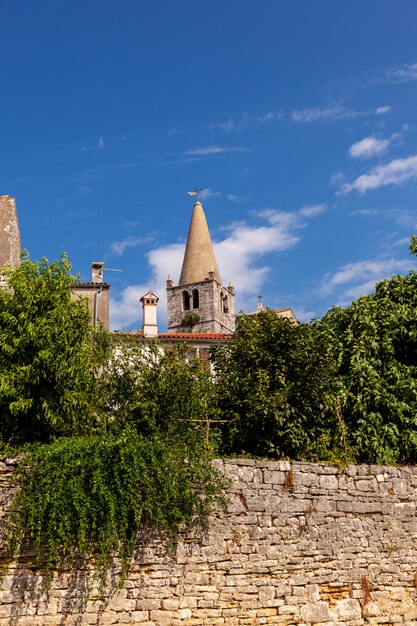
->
[[187, 187, 204, 201]]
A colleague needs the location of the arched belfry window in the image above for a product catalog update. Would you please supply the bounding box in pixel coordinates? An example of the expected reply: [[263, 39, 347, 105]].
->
[[182, 291, 190, 311], [220, 291, 224, 309], [223, 295, 229, 313], [192, 289, 199, 309]]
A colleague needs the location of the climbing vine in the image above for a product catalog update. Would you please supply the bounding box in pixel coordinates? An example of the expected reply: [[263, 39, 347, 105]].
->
[[5, 433, 227, 586]]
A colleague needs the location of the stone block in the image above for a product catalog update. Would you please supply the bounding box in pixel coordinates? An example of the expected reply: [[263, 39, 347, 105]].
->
[[258, 585, 275, 603], [332, 598, 362, 620], [319, 475, 339, 490], [300, 601, 331, 622], [161, 598, 180, 610]]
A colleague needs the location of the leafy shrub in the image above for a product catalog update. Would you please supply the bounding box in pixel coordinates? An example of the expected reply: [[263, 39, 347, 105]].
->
[[0, 253, 109, 445], [5, 433, 227, 585], [210, 310, 338, 459], [317, 268, 417, 464], [98, 339, 218, 448]]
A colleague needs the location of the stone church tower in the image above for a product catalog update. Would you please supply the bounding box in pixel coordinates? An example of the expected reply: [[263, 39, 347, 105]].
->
[[0, 195, 21, 284], [167, 200, 235, 334]]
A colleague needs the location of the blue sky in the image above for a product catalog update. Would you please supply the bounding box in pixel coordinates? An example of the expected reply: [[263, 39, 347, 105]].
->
[[2, 1, 417, 330]]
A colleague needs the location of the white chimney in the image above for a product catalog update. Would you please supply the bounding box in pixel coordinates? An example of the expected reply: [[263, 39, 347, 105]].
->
[[140, 290, 159, 337]]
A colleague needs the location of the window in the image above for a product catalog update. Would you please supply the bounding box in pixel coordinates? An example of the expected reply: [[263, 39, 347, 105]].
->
[[182, 291, 190, 310], [192, 288, 199, 309], [220, 291, 228, 313]]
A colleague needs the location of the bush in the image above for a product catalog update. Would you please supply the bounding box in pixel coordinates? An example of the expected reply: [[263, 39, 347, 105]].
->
[[210, 310, 338, 459], [0, 253, 109, 445], [5, 433, 227, 585]]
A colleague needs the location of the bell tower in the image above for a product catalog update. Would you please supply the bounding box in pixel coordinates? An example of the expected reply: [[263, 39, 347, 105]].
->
[[167, 199, 235, 334]]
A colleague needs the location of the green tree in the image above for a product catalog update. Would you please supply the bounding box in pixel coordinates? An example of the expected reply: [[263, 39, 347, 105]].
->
[[98, 338, 218, 449], [0, 253, 109, 445], [317, 262, 417, 464], [210, 310, 337, 459]]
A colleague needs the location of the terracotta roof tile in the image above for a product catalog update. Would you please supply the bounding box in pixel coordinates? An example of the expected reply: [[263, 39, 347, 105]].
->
[[113, 331, 232, 341], [158, 332, 232, 340]]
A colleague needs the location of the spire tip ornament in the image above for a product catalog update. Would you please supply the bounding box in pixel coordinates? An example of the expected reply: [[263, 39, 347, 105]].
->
[[187, 187, 204, 201]]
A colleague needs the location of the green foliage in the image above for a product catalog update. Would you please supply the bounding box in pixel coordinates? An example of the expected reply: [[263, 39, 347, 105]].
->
[[210, 310, 338, 459], [98, 339, 218, 448], [5, 433, 227, 585], [180, 312, 200, 328], [0, 253, 110, 445], [317, 267, 417, 464], [0, 256, 227, 590]]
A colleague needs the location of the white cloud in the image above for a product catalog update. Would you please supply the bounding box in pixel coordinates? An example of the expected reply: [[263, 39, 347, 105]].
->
[[385, 62, 417, 83], [340, 154, 417, 194], [198, 188, 222, 200], [386, 207, 417, 230], [82, 136, 105, 151], [215, 211, 302, 296], [350, 208, 380, 217], [257, 111, 284, 124], [292, 104, 363, 123], [319, 258, 412, 305], [298, 203, 327, 217], [375, 105, 391, 115], [207, 114, 249, 132], [110, 235, 153, 256], [184, 145, 249, 156], [208, 117, 235, 131], [348, 136, 390, 159], [226, 193, 248, 203], [191, 189, 248, 203]]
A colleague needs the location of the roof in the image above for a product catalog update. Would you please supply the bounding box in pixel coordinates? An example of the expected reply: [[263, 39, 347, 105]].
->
[[73, 282, 110, 289], [113, 331, 232, 343], [158, 332, 232, 341], [248, 305, 298, 323], [178, 201, 222, 285]]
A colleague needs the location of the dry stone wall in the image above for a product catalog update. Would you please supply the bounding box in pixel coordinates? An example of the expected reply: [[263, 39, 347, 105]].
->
[[1, 457, 417, 625]]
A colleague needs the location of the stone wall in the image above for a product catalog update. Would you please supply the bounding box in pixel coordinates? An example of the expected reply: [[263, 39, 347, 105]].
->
[[1, 457, 417, 625]]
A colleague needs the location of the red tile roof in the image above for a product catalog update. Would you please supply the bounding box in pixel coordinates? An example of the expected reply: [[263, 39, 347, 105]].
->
[[113, 331, 232, 341], [157, 332, 232, 341]]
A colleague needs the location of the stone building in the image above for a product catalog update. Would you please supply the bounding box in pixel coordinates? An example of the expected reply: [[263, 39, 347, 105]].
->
[[166, 199, 235, 334], [0, 195, 21, 281], [71, 262, 110, 330], [0, 195, 110, 328]]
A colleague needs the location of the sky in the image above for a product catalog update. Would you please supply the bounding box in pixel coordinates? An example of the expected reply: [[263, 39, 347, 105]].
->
[[1, 1, 417, 330]]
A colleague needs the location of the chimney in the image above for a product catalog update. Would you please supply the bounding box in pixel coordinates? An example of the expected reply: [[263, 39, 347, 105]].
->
[[140, 290, 159, 337], [92, 262, 104, 283]]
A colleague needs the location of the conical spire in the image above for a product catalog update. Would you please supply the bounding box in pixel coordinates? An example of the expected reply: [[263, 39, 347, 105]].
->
[[179, 201, 221, 285]]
